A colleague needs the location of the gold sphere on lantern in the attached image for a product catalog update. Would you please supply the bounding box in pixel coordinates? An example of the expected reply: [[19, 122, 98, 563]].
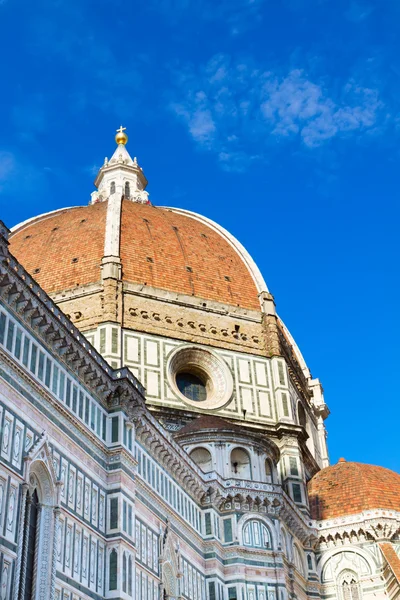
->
[[115, 125, 128, 145]]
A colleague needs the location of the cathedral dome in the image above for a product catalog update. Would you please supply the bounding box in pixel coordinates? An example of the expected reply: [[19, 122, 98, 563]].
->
[[308, 459, 400, 520], [10, 200, 261, 310]]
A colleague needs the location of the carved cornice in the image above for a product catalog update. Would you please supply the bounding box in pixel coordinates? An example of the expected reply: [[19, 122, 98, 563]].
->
[[0, 229, 145, 411], [277, 322, 311, 403], [314, 510, 400, 545], [128, 405, 208, 502]]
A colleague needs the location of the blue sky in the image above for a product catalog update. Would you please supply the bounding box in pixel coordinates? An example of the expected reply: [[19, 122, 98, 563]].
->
[[1, 0, 399, 471]]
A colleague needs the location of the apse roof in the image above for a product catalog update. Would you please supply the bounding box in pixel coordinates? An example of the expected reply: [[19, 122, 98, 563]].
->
[[308, 458, 400, 520]]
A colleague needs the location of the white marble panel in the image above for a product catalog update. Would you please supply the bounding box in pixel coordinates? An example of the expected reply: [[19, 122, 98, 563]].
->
[[146, 370, 160, 397], [238, 359, 251, 383], [258, 391, 272, 417], [125, 335, 139, 363], [1, 412, 13, 461], [145, 340, 159, 366], [240, 387, 254, 413], [255, 361, 269, 387]]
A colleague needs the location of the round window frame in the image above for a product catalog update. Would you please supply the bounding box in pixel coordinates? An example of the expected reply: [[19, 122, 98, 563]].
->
[[167, 345, 234, 410]]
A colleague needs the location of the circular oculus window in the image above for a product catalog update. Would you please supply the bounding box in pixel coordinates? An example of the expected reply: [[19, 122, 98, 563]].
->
[[167, 345, 233, 410]]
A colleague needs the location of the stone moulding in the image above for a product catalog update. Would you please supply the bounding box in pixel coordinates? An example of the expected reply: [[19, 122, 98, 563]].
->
[[0, 221, 145, 413]]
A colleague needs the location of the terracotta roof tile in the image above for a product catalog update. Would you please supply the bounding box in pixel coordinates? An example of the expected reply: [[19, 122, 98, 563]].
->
[[9, 203, 107, 293], [10, 201, 260, 310], [380, 543, 400, 584], [308, 460, 400, 520]]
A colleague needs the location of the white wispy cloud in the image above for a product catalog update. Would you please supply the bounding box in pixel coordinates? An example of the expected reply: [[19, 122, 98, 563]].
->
[[170, 55, 384, 169]]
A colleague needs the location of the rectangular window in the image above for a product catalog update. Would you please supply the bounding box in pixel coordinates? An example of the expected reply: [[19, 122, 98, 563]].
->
[[6, 320, 14, 352], [278, 361, 286, 385], [30, 343, 37, 373], [0, 313, 6, 345], [79, 391, 84, 419], [228, 587, 237, 600], [59, 371, 65, 401], [52, 365, 59, 395], [85, 396, 90, 423], [112, 327, 118, 354], [22, 336, 30, 367], [14, 327, 22, 359], [223, 518, 233, 543], [102, 414, 107, 441], [282, 393, 289, 417], [65, 378, 71, 407], [45, 357, 52, 388], [128, 505, 133, 536], [97, 408, 101, 436], [72, 385, 78, 413], [38, 351, 45, 381], [289, 457, 299, 476], [90, 402, 96, 430], [205, 513, 212, 535], [292, 483, 302, 503], [123, 501, 127, 532], [111, 416, 119, 443], [208, 582, 216, 600], [110, 497, 118, 529]]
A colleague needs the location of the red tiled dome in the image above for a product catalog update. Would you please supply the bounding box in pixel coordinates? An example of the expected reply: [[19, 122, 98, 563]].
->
[[308, 459, 400, 520], [9, 201, 260, 310]]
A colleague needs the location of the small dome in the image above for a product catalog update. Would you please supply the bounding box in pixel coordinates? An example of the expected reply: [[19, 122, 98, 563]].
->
[[9, 201, 260, 309], [308, 460, 400, 520]]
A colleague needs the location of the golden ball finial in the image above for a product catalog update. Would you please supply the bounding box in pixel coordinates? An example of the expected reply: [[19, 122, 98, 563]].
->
[[115, 125, 128, 145]]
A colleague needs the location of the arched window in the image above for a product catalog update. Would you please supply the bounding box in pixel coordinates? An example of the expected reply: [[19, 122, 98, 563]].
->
[[110, 181, 115, 195], [281, 528, 287, 555], [243, 520, 271, 549], [20, 489, 39, 599], [124, 181, 131, 198], [340, 572, 361, 600], [307, 554, 313, 571], [123, 551, 127, 592], [297, 403, 307, 428], [15, 455, 58, 600], [293, 544, 305, 576], [109, 549, 118, 591], [265, 459, 273, 483], [190, 447, 213, 473], [231, 448, 251, 479], [128, 555, 133, 596]]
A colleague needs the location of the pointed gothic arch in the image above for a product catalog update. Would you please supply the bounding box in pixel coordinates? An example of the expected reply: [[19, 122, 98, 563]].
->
[[14, 437, 59, 600], [339, 570, 362, 600], [159, 521, 181, 599]]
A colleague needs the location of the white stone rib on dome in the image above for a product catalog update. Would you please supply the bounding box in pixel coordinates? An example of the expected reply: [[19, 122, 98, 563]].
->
[[164, 207, 269, 298]]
